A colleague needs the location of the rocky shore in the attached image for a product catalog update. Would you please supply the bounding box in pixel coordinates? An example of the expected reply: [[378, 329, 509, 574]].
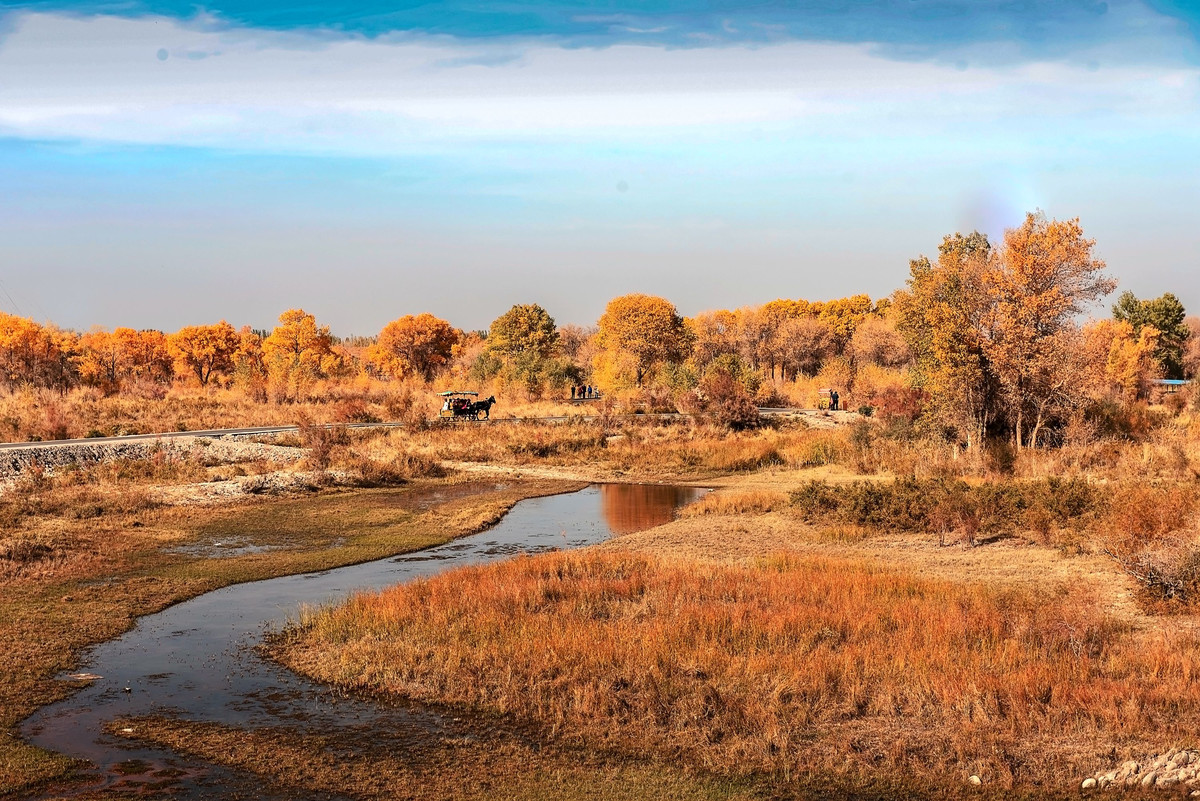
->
[[1084, 750, 1200, 792]]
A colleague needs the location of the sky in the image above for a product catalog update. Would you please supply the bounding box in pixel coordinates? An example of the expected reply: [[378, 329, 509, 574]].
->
[[1, 0, 1198, 335]]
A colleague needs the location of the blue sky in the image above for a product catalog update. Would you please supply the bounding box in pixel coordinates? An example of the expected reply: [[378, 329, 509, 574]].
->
[[1, 0, 1198, 334]]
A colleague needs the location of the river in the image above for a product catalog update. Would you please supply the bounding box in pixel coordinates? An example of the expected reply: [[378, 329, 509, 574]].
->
[[20, 483, 706, 798]]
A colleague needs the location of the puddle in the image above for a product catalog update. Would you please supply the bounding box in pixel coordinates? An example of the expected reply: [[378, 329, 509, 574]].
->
[[166, 539, 286, 558], [21, 483, 706, 799]]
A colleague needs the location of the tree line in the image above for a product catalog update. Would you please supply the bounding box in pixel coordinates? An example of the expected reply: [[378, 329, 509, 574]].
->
[[1, 211, 1196, 446]]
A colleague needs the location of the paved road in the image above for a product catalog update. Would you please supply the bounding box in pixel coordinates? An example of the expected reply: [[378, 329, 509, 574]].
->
[[0, 407, 818, 452]]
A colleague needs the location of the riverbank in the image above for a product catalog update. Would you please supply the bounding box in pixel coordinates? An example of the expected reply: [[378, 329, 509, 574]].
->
[[272, 464, 1200, 797], [0, 476, 582, 797]]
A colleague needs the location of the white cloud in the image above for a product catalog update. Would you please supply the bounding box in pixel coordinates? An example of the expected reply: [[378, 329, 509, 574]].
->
[[0, 11, 1197, 154]]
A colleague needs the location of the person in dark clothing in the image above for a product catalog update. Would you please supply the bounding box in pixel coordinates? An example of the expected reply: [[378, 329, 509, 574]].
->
[[571, 386, 577, 400], [831, 389, 839, 411]]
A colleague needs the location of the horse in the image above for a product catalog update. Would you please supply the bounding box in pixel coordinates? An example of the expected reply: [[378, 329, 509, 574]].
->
[[469, 396, 497, 420]]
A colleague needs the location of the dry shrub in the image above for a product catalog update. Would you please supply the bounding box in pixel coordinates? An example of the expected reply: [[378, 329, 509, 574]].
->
[[1101, 483, 1200, 605], [283, 551, 1182, 787], [337, 450, 445, 487], [678, 370, 761, 430], [790, 477, 1099, 546], [331, 398, 381, 424], [678, 489, 787, 517], [296, 414, 349, 471], [1102, 483, 1195, 551]]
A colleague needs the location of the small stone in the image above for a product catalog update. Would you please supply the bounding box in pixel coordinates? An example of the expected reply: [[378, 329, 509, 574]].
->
[[1142, 771, 1159, 787], [1161, 776, 1181, 788], [968, 775, 982, 786], [1081, 778, 1097, 790]]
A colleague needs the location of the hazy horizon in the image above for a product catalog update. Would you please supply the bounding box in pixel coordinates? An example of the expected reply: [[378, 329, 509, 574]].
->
[[2, 0, 1198, 334]]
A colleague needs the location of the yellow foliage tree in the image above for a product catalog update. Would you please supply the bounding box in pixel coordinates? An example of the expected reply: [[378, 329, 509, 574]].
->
[[168, 321, 241, 386], [262, 309, 339, 400], [1084, 319, 1162, 402], [594, 294, 691, 387]]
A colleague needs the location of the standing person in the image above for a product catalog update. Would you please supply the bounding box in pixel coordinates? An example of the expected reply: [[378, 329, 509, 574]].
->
[[832, 389, 839, 411], [571, 386, 577, 400]]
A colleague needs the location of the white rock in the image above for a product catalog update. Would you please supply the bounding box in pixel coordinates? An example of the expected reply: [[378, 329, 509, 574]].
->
[[968, 775, 982, 786], [1142, 771, 1159, 787], [1081, 778, 1097, 790]]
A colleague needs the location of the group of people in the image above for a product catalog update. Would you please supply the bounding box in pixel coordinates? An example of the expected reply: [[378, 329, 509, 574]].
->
[[571, 385, 598, 400], [829, 389, 840, 411]]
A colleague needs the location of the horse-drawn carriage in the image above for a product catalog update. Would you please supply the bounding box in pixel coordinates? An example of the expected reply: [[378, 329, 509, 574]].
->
[[437, 390, 496, 422]]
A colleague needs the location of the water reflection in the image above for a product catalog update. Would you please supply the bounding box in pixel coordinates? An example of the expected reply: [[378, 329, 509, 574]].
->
[[601, 483, 706, 535]]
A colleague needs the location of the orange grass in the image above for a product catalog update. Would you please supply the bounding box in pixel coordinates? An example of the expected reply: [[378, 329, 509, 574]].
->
[[279, 551, 1200, 787]]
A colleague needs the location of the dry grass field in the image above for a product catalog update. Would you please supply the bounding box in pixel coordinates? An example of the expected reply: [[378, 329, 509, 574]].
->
[[7, 408, 1200, 798]]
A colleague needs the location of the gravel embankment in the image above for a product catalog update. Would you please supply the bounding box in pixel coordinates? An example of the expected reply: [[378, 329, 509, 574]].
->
[[0, 435, 301, 478]]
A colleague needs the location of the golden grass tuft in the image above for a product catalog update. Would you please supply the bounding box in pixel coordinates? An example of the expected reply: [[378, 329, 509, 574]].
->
[[278, 550, 1200, 788], [678, 490, 787, 517]]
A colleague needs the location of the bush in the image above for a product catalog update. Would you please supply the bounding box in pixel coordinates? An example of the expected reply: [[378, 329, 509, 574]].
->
[[680, 369, 760, 430], [790, 477, 1101, 546], [332, 398, 381, 424]]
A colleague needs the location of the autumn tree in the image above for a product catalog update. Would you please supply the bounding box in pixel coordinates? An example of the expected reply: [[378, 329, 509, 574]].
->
[[984, 213, 1114, 448], [848, 315, 911, 369], [0, 313, 75, 390], [1185, 317, 1200, 379], [894, 231, 999, 447], [1112, 291, 1188, 378], [594, 294, 691, 388], [77, 327, 173, 391], [1082, 319, 1162, 402], [688, 310, 740, 368], [232, 326, 268, 400], [776, 317, 836, 379], [262, 309, 339, 400], [368, 313, 460, 381], [487, 304, 558, 360], [167, 321, 241, 386]]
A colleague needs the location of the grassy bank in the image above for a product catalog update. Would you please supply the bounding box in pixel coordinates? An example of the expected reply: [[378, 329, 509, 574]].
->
[[0, 477, 581, 796], [276, 549, 1200, 793]]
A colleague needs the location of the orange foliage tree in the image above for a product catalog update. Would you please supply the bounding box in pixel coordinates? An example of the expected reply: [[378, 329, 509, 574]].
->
[[985, 213, 1115, 447], [0, 312, 77, 391], [168, 321, 241, 386], [77, 327, 173, 392], [897, 215, 1115, 448], [367, 313, 460, 381]]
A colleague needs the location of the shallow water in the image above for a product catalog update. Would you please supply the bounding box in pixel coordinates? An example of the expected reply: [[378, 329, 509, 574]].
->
[[21, 483, 706, 798]]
